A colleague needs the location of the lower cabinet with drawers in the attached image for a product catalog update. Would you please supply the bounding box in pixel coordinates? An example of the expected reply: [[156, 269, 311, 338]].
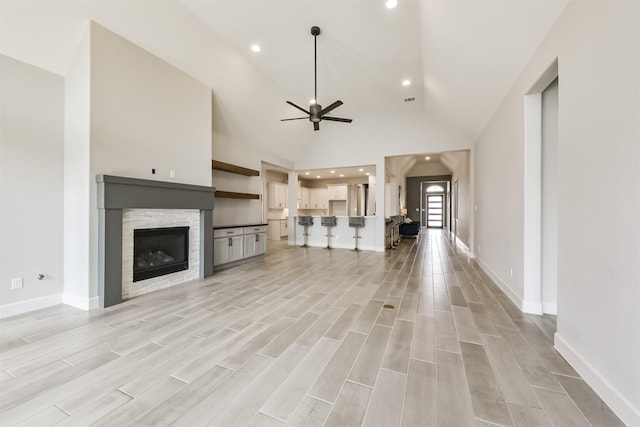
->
[[213, 224, 267, 269]]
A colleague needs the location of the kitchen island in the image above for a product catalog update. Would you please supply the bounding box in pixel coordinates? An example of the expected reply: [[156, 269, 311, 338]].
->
[[292, 216, 377, 251]]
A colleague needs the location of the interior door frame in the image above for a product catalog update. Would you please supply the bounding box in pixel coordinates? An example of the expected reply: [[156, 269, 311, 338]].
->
[[420, 180, 450, 228], [453, 179, 459, 238]]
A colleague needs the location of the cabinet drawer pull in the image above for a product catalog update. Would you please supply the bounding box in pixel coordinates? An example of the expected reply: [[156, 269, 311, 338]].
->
[[229, 238, 232, 247], [226, 231, 234, 234]]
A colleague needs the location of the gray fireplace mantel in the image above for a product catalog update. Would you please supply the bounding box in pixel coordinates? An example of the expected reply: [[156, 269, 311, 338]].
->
[[97, 175, 215, 308]]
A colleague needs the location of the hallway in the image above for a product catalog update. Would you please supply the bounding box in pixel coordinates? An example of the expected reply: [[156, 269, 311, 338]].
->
[[0, 230, 623, 426]]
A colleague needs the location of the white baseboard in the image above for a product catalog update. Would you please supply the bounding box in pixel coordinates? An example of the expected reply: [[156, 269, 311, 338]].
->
[[0, 293, 63, 318], [522, 300, 543, 315], [542, 301, 557, 315], [555, 333, 640, 427], [474, 257, 524, 311], [455, 236, 470, 252], [62, 293, 99, 311]]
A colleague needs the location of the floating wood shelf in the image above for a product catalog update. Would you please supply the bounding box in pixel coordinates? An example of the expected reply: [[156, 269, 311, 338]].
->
[[212, 160, 260, 177], [215, 191, 260, 200]]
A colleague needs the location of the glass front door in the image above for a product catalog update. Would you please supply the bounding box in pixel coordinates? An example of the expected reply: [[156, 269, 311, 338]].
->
[[427, 195, 444, 228]]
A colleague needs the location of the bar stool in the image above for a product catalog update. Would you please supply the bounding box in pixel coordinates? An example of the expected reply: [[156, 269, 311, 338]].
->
[[297, 216, 313, 247], [392, 215, 402, 249], [349, 216, 365, 251], [321, 216, 337, 249]]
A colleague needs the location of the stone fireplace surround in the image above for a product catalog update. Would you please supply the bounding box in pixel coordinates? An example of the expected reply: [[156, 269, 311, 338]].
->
[[97, 175, 215, 308]]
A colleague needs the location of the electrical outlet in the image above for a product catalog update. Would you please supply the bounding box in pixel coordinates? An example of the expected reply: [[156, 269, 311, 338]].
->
[[509, 268, 513, 278], [169, 170, 176, 179], [11, 277, 23, 290]]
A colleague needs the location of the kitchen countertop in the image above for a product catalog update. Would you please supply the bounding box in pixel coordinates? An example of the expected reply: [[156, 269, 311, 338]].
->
[[213, 223, 267, 230]]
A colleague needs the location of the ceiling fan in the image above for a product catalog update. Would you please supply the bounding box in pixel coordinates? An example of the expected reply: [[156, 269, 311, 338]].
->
[[281, 26, 352, 131]]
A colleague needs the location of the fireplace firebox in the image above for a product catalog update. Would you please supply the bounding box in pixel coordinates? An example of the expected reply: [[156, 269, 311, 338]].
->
[[133, 226, 189, 282]]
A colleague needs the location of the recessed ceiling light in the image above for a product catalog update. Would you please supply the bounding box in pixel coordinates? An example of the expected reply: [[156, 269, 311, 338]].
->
[[402, 79, 411, 86], [250, 44, 261, 53], [316, 175, 321, 179], [305, 172, 310, 175], [366, 172, 371, 176], [330, 170, 335, 174], [340, 174, 344, 177], [425, 156, 431, 160], [386, 0, 398, 9], [358, 168, 364, 172]]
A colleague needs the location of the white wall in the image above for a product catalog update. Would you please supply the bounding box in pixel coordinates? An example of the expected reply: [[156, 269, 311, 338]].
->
[[64, 22, 214, 306], [451, 151, 471, 248], [0, 55, 64, 316], [90, 23, 211, 186], [407, 160, 451, 177], [385, 175, 400, 217], [296, 111, 472, 171], [1, 0, 299, 231], [63, 26, 92, 307], [474, 2, 639, 424]]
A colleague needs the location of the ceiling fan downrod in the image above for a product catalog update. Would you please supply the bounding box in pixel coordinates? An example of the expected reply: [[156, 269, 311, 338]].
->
[[311, 26, 320, 103]]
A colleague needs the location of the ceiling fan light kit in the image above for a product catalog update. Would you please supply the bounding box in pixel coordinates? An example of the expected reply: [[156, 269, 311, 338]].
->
[[281, 26, 352, 132]]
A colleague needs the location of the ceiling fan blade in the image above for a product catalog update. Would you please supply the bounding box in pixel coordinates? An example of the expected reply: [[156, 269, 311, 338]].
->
[[322, 117, 353, 123], [318, 100, 343, 116], [286, 101, 310, 115], [314, 122, 320, 131], [280, 117, 309, 121]]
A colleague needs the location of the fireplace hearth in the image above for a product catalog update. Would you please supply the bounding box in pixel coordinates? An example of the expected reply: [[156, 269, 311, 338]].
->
[[133, 226, 189, 282]]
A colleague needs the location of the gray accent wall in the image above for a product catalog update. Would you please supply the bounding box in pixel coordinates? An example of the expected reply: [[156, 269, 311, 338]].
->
[[97, 175, 215, 308], [406, 175, 451, 223]]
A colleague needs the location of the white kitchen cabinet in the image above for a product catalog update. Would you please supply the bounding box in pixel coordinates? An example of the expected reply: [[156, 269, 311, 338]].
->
[[309, 188, 327, 210], [213, 234, 243, 266], [214, 225, 266, 268], [243, 225, 267, 258], [327, 184, 348, 200], [267, 219, 288, 240], [268, 182, 288, 209], [268, 221, 280, 240], [300, 187, 310, 209]]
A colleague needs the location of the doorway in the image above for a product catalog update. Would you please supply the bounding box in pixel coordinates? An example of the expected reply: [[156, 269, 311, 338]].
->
[[453, 179, 459, 237], [541, 77, 558, 314], [427, 195, 444, 228], [421, 183, 447, 228], [523, 59, 558, 315]]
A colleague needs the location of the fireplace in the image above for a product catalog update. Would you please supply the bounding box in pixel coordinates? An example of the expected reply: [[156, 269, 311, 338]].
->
[[97, 175, 215, 308], [133, 226, 189, 282]]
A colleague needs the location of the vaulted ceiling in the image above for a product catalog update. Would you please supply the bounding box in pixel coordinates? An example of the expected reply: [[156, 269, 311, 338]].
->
[[182, 0, 567, 143], [0, 0, 568, 160]]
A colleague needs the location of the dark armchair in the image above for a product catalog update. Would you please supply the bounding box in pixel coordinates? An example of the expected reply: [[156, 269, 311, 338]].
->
[[399, 221, 420, 237]]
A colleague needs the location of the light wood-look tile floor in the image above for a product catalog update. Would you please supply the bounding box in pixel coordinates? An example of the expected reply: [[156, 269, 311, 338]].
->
[[0, 229, 624, 426]]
